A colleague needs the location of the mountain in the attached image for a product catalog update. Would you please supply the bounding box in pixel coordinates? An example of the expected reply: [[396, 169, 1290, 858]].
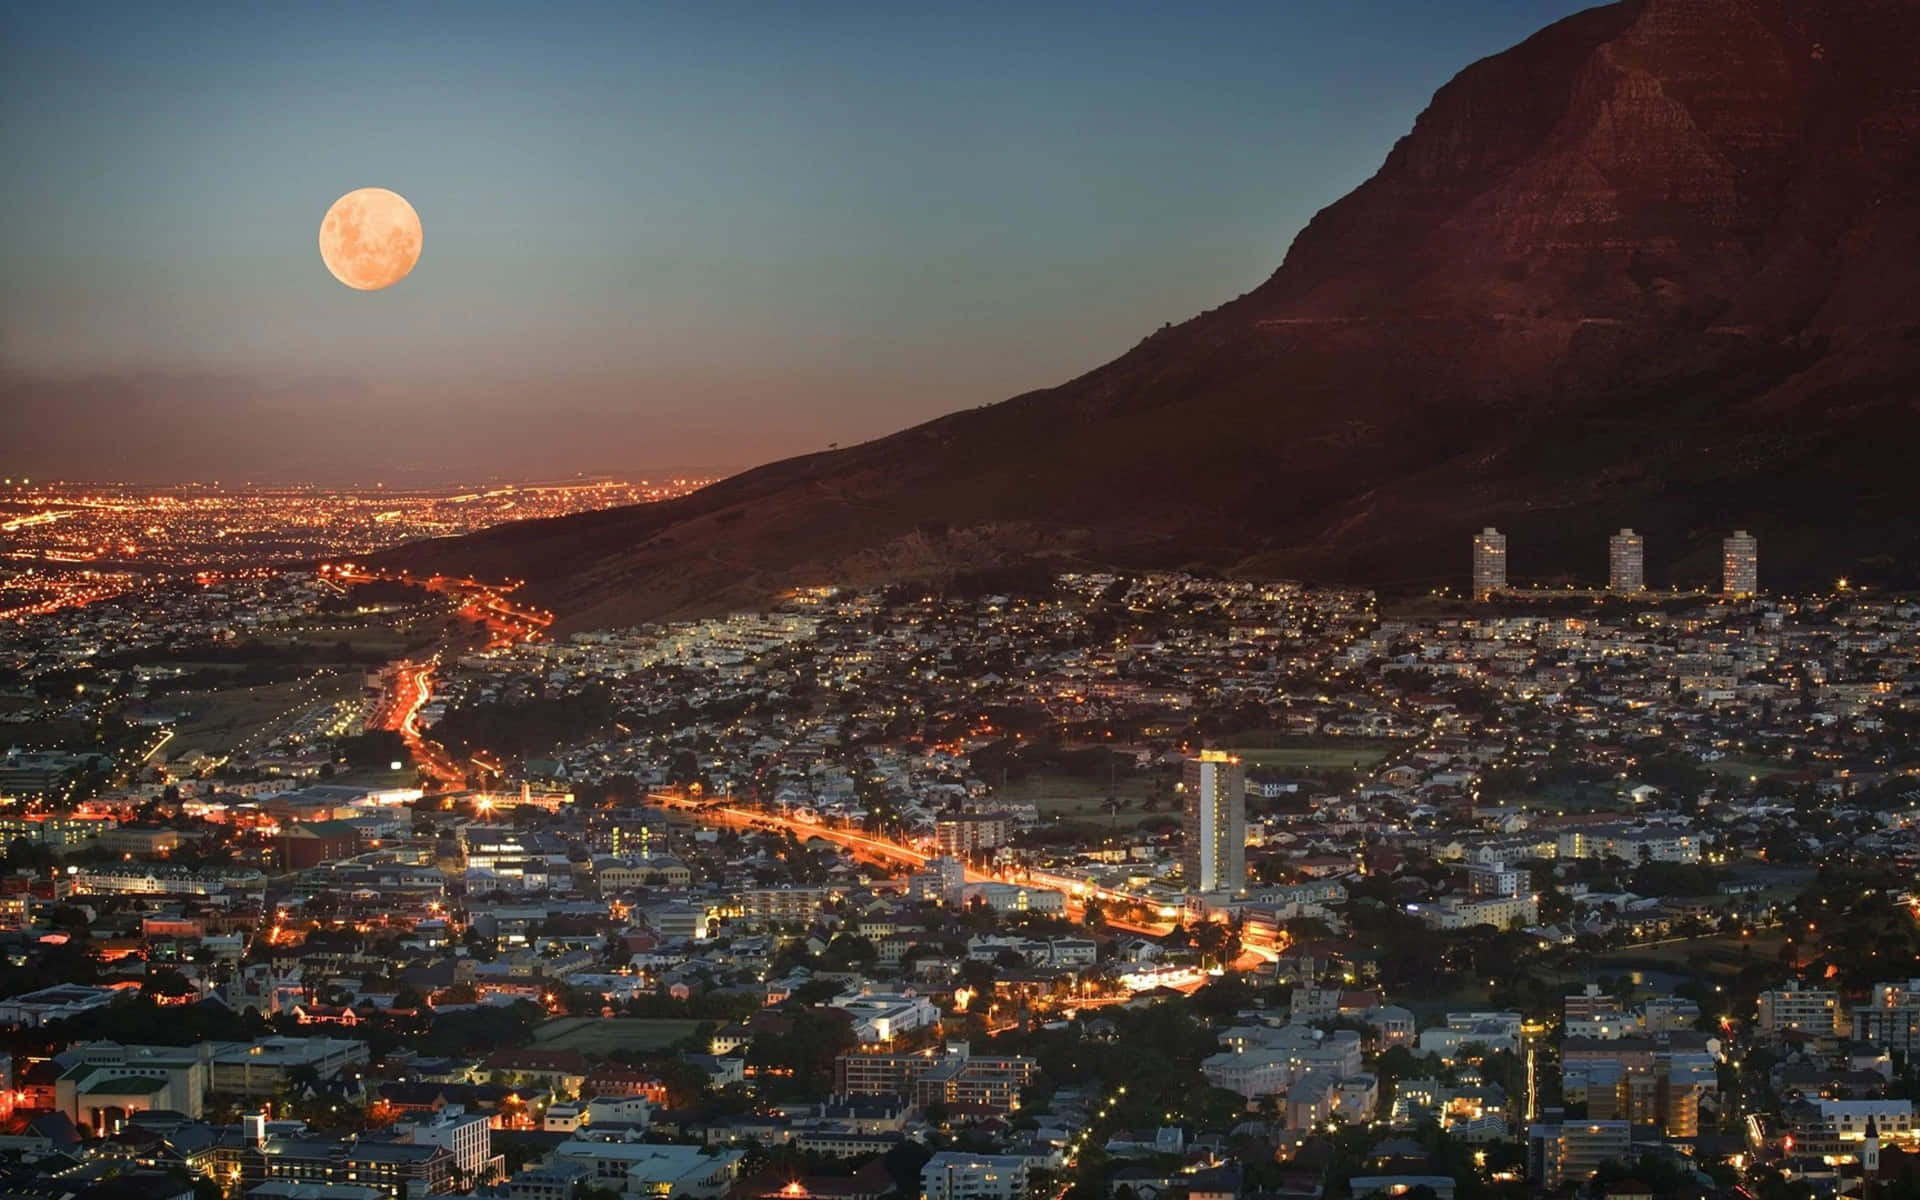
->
[[385, 0, 1920, 627]]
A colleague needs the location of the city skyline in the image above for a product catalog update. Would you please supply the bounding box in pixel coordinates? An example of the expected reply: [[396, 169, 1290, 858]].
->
[[0, 3, 1913, 1198]]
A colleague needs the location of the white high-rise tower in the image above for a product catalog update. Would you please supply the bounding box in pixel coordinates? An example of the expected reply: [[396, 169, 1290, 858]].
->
[[1181, 752, 1245, 895], [1722, 530, 1758, 597], [1608, 528, 1646, 593], [1472, 527, 1508, 600]]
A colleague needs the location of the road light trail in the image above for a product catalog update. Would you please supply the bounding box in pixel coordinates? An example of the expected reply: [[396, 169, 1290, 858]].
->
[[652, 792, 1287, 967]]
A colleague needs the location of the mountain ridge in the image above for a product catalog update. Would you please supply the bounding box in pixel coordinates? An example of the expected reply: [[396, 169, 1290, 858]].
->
[[383, 0, 1920, 627]]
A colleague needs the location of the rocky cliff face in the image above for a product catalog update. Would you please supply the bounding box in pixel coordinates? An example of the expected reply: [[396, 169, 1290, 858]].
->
[[390, 0, 1920, 625], [1263, 0, 1920, 335]]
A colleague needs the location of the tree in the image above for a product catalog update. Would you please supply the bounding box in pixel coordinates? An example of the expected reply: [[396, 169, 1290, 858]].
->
[[1083, 899, 1108, 931], [745, 1006, 856, 1100], [336, 729, 410, 769], [1191, 975, 1253, 1020], [1191, 921, 1229, 967], [140, 967, 198, 1001], [883, 1138, 933, 1194], [1, 837, 55, 872], [824, 934, 877, 967]]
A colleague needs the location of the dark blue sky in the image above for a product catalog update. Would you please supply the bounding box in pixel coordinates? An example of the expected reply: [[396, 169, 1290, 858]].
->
[[1, 1, 1598, 481]]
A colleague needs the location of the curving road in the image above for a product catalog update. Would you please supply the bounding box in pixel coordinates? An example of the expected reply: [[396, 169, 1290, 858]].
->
[[652, 793, 1285, 967]]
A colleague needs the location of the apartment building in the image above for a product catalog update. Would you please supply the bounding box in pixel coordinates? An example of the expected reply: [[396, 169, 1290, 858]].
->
[[1527, 1121, 1632, 1188], [1853, 980, 1920, 1058], [934, 813, 1011, 858], [835, 1042, 1035, 1114], [738, 886, 833, 925], [400, 1103, 494, 1180], [1756, 981, 1844, 1040], [921, 1153, 1028, 1200]]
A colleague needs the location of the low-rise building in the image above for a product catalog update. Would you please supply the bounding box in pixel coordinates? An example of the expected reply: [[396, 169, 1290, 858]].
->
[[212, 1037, 370, 1097], [921, 1152, 1028, 1200], [0, 983, 119, 1027], [399, 1103, 493, 1180], [835, 1041, 1034, 1113], [1527, 1121, 1633, 1188], [552, 1139, 744, 1198], [257, 1136, 453, 1199]]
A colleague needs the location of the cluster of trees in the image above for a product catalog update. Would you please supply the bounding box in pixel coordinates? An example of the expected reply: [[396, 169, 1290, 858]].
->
[[1316, 1120, 1527, 1200], [432, 686, 617, 760], [100, 638, 394, 668], [414, 1000, 544, 1057], [721, 1137, 933, 1198], [939, 563, 1060, 601], [1000, 992, 1265, 1200], [0, 936, 100, 1000], [335, 729, 410, 769], [613, 988, 760, 1024], [571, 774, 648, 807], [1624, 859, 1722, 897], [968, 738, 1122, 783], [742, 1005, 859, 1101], [1797, 867, 1920, 991], [22, 994, 273, 1053], [1164, 917, 1244, 969]]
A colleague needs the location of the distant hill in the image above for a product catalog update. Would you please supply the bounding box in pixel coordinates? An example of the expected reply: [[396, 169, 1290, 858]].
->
[[385, 0, 1920, 627]]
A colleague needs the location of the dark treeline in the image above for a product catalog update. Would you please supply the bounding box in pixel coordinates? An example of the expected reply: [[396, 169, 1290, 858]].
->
[[97, 639, 391, 668], [431, 687, 617, 760]]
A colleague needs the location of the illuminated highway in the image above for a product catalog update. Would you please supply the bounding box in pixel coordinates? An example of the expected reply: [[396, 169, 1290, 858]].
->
[[336, 565, 553, 791], [0, 578, 132, 622], [653, 793, 1286, 970], [374, 655, 466, 789]]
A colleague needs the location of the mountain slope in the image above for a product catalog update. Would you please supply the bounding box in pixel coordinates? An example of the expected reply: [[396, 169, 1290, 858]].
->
[[388, 0, 1920, 627]]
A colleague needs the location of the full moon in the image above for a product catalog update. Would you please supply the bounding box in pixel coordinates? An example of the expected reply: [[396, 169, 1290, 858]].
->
[[318, 187, 422, 291]]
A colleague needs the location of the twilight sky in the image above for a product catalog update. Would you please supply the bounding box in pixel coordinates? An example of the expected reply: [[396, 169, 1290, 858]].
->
[[1, 0, 1595, 484]]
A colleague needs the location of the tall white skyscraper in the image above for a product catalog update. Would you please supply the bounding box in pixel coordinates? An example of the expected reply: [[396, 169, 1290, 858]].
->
[[1181, 751, 1245, 895], [1722, 530, 1758, 597], [1472, 527, 1508, 600], [1608, 528, 1645, 593]]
